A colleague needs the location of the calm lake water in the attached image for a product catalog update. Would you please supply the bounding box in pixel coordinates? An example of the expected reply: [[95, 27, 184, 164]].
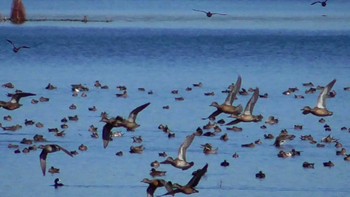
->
[[1, 0, 350, 197]]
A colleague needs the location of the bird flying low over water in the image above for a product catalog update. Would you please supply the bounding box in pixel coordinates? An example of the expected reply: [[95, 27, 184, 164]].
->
[[0, 92, 36, 110], [160, 133, 195, 170], [141, 178, 173, 197], [301, 79, 336, 117], [39, 144, 74, 176], [205, 75, 243, 120], [226, 88, 263, 125], [157, 163, 208, 196], [6, 39, 30, 53], [311, 0, 328, 7], [192, 9, 227, 17], [101, 102, 150, 148]]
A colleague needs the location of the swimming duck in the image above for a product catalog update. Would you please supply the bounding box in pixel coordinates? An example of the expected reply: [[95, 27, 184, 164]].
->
[[226, 88, 263, 125], [241, 143, 255, 148], [291, 149, 302, 157], [277, 150, 292, 158], [101, 85, 109, 90], [2, 82, 15, 89], [205, 75, 243, 120], [88, 106, 97, 111], [204, 92, 214, 96], [20, 138, 33, 145], [220, 160, 230, 167], [6, 39, 30, 53], [192, 9, 227, 17], [132, 136, 143, 143], [158, 152, 168, 157], [220, 133, 229, 141], [69, 104, 77, 110], [232, 152, 239, 158], [33, 134, 46, 142], [264, 133, 274, 139], [158, 163, 208, 196], [255, 171, 266, 179], [1, 124, 22, 131], [45, 83, 57, 90], [344, 155, 350, 161], [3, 115, 12, 121], [193, 82, 203, 87], [8, 144, 19, 149], [321, 134, 337, 143], [116, 90, 128, 98], [94, 80, 102, 88], [116, 85, 127, 91], [151, 160, 160, 168], [129, 145, 144, 154], [201, 143, 218, 154], [54, 178, 64, 188], [25, 119, 35, 126], [301, 79, 336, 117], [160, 133, 195, 170], [265, 116, 279, 125], [39, 144, 74, 176], [39, 96, 49, 102], [226, 126, 243, 132], [35, 122, 44, 128], [311, 0, 328, 7], [336, 148, 346, 156], [294, 125, 303, 130], [68, 115, 78, 121], [323, 161, 335, 167], [48, 166, 60, 174], [273, 131, 296, 147], [78, 144, 88, 151], [174, 96, 184, 101], [71, 84, 89, 92], [302, 162, 315, 169], [0, 92, 36, 110]]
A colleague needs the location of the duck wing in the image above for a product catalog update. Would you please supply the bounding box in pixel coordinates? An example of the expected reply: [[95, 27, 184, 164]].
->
[[39, 149, 48, 176], [311, 1, 321, 5], [127, 102, 151, 122], [19, 45, 30, 49], [212, 12, 227, 16], [192, 9, 208, 14], [57, 145, 74, 157], [224, 75, 241, 106], [177, 134, 195, 161], [187, 163, 208, 187], [243, 88, 259, 115], [10, 92, 36, 103], [207, 109, 222, 120], [225, 119, 241, 125], [146, 184, 157, 197], [316, 79, 336, 109], [102, 123, 113, 148], [6, 39, 15, 47]]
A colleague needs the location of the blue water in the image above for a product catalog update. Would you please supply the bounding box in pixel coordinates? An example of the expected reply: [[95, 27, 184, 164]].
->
[[1, 0, 350, 197]]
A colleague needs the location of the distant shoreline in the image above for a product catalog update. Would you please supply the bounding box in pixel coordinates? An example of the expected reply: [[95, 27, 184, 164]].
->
[[0, 17, 113, 24]]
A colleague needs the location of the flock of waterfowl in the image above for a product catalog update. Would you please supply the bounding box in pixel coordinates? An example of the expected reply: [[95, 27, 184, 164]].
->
[[2, 71, 350, 196]]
